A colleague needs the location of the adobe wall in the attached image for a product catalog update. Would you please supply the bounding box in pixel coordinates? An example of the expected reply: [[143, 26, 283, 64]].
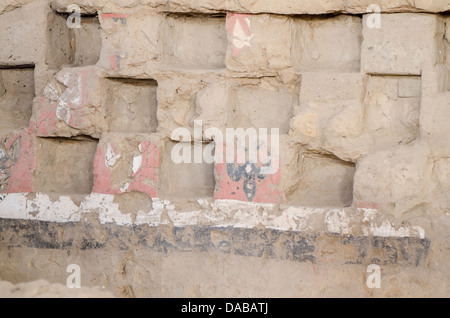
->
[[0, 0, 449, 297]]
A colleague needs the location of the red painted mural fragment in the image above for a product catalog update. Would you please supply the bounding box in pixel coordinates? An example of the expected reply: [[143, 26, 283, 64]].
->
[[1, 126, 36, 193], [93, 140, 159, 198], [214, 142, 282, 204]]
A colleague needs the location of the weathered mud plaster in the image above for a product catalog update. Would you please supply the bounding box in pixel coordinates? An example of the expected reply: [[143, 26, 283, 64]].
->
[[1, 4, 448, 225], [46, 11, 101, 70], [0, 217, 431, 266], [93, 133, 160, 198], [0, 68, 35, 133], [0, 278, 113, 297], [33, 66, 106, 138], [0, 127, 36, 193], [1, 0, 450, 298], [0, 192, 434, 290], [34, 136, 98, 194], [45, 0, 450, 16], [0, 193, 428, 240], [104, 78, 158, 133]]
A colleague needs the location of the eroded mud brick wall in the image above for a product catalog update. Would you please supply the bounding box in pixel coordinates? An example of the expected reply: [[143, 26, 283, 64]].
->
[[0, 0, 449, 297]]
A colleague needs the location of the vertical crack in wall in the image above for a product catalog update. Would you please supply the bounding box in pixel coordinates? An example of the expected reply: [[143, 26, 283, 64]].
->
[[444, 14, 450, 90]]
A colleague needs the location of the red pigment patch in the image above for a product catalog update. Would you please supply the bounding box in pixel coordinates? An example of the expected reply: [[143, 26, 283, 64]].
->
[[34, 67, 97, 136], [110, 55, 119, 71], [92, 144, 119, 195], [356, 201, 380, 210], [214, 163, 282, 204], [102, 13, 129, 19], [129, 141, 159, 198], [34, 97, 58, 136], [3, 126, 36, 193], [213, 142, 282, 204], [226, 13, 253, 57], [93, 141, 159, 198], [66, 67, 96, 129]]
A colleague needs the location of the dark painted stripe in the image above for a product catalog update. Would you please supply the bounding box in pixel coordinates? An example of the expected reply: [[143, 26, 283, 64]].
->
[[0, 218, 430, 266]]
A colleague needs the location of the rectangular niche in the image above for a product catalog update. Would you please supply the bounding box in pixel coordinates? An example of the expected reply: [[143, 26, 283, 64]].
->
[[364, 75, 421, 148], [71, 15, 102, 67], [0, 67, 35, 133], [229, 85, 294, 134], [34, 136, 98, 194], [159, 13, 227, 69], [159, 140, 215, 199], [292, 15, 362, 73], [105, 78, 158, 133], [46, 11, 101, 69], [286, 153, 355, 207]]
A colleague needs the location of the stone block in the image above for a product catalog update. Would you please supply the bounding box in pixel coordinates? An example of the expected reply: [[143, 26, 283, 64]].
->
[[32, 66, 106, 138], [225, 13, 293, 74], [293, 15, 362, 72], [362, 13, 443, 75], [92, 133, 160, 198]]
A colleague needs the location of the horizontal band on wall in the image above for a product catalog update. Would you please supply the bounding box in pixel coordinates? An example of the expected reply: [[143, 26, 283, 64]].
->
[[0, 193, 426, 239], [0, 218, 431, 266]]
